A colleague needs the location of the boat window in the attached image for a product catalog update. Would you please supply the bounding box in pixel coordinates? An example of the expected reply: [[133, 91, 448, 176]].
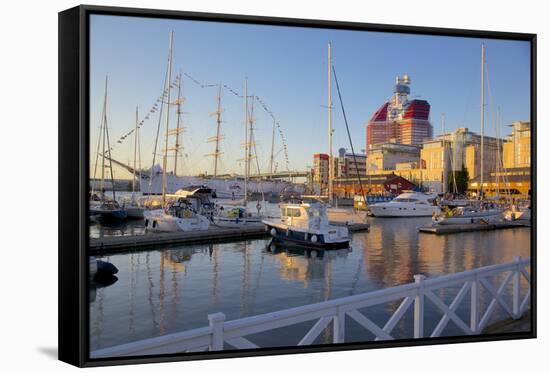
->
[[287, 208, 301, 217], [281, 207, 287, 216]]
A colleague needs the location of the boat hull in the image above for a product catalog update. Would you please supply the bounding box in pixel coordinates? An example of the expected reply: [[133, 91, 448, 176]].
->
[[434, 210, 503, 225], [90, 209, 128, 222], [144, 210, 210, 232], [369, 204, 440, 217], [125, 206, 144, 219], [262, 222, 350, 249]]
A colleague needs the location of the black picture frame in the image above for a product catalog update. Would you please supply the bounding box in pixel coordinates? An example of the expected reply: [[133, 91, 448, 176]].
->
[[58, 4, 537, 368]]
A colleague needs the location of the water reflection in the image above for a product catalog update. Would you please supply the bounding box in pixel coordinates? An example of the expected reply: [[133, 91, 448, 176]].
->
[[89, 216, 531, 351]]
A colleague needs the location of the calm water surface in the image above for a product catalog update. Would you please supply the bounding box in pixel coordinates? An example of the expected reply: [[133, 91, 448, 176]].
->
[[89, 215, 531, 352]]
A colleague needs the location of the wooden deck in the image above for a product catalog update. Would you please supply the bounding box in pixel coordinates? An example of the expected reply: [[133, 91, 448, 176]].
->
[[90, 221, 369, 254]]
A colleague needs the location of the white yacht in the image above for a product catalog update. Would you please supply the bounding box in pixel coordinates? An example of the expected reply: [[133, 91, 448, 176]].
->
[[262, 202, 349, 249], [368, 192, 440, 217], [144, 198, 210, 232]]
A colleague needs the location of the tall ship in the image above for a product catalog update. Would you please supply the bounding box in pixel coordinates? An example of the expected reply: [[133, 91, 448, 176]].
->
[[137, 165, 303, 198]]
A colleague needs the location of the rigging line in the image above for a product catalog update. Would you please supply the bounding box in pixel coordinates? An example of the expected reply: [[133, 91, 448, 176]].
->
[[148, 57, 170, 196], [484, 60, 509, 198], [181, 71, 291, 170], [332, 64, 368, 199], [91, 88, 107, 194]]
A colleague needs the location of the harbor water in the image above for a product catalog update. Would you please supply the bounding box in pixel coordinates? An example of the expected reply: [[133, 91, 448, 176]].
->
[[89, 214, 531, 351]]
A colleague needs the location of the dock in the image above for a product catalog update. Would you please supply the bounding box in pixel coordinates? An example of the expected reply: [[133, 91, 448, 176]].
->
[[90, 221, 369, 254], [419, 220, 530, 235]]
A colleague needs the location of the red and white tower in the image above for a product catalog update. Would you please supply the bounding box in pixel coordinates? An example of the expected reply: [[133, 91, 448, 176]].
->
[[366, 75, 433, 153]]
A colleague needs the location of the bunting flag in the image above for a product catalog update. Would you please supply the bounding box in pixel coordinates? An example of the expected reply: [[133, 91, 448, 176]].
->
[[106, 75, 179, 154], [181, 72, 291, 171], [105, 71, 291, 172]]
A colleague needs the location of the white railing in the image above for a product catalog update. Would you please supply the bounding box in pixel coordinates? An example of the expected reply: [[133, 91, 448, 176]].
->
[[91, 257, 531, 358]]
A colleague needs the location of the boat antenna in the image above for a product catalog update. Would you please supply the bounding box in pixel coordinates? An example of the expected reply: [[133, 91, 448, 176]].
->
[[332, 64, 367, 207]]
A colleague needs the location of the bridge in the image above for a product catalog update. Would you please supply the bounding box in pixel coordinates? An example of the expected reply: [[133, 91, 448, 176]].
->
[[91, 257, 531, 357]]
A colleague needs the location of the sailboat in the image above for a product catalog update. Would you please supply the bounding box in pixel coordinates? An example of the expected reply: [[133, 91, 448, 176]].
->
[[143, 31, 210, 233], [433, 44, 503, 225], [90, 76, 128, 223]]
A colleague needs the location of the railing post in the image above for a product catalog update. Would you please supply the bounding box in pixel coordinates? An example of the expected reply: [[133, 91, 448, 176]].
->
[[470, 276, 479, 333], [512, 256, 521, 319], [413, 274, 426, 338], [333, 306, 345, 343], [208, 312, 225, 351]]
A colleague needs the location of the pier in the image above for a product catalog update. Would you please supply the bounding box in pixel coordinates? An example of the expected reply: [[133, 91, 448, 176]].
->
[[90, 222, 369, 254], [419, 220, 530, 235], [91, 257, 531, 358]]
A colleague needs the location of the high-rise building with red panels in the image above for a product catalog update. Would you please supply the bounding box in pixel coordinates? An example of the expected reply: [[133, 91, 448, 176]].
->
[[366, 75, 433, 153]]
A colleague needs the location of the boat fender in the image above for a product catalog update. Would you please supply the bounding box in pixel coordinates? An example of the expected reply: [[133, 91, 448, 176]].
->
[[94, 260, 119, 285], [311, 235, 318, 243], [270, 228, 277, 237], [97, 260, 119, 276]]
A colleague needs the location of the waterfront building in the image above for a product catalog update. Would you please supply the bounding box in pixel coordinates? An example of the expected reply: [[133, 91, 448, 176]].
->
[[420, 127, 504, 193], [336, 148, 367, 178], [468, 121, 531, 197], [367, 142, 421, 173], [469, 167, 531, 197], [333, 174, 416, 197], [312, 153, 330, 187], [366, 75, 433, 152], [503, 121, 531, 169]]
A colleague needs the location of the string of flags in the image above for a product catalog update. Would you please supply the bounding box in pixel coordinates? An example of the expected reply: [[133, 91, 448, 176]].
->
[[104, 75, 181, 155], [102, 71, 291, 172], [183, 72, 290, 171]]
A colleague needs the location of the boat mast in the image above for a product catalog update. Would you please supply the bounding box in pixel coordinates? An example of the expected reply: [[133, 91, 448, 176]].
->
[[269, 117, 276, 179], [208, 83, 224, 177], [328, 42, 334, 205], [173, 72, 183, 177], [480, 43, 485, 199], [248, 96, 255, 179], [103, 77, 116, 201], [133, 106, 138, 195], [162, 31, 174, 205], [100, 76, 108, 199], [244, 78, 249, 204]]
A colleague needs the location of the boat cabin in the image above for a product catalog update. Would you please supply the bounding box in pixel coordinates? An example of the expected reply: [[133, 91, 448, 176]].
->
[[279, 202, 328, 231]]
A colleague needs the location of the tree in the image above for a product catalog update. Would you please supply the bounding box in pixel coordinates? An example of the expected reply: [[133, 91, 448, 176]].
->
[[447, 166, 469, 194]]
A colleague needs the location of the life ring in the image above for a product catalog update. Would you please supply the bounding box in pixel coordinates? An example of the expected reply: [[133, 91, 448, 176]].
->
[[311, 235, 318, 243]]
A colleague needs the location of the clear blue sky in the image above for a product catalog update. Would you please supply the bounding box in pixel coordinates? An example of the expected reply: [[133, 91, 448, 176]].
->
[[89, 14, 530, 179]]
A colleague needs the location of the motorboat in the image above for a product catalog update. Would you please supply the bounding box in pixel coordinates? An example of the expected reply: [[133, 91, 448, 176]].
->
[[144, 197, 210, 232], [90, 200, 128, 222], [368, 192, 440, 217], [262, 202, 350, 249]]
